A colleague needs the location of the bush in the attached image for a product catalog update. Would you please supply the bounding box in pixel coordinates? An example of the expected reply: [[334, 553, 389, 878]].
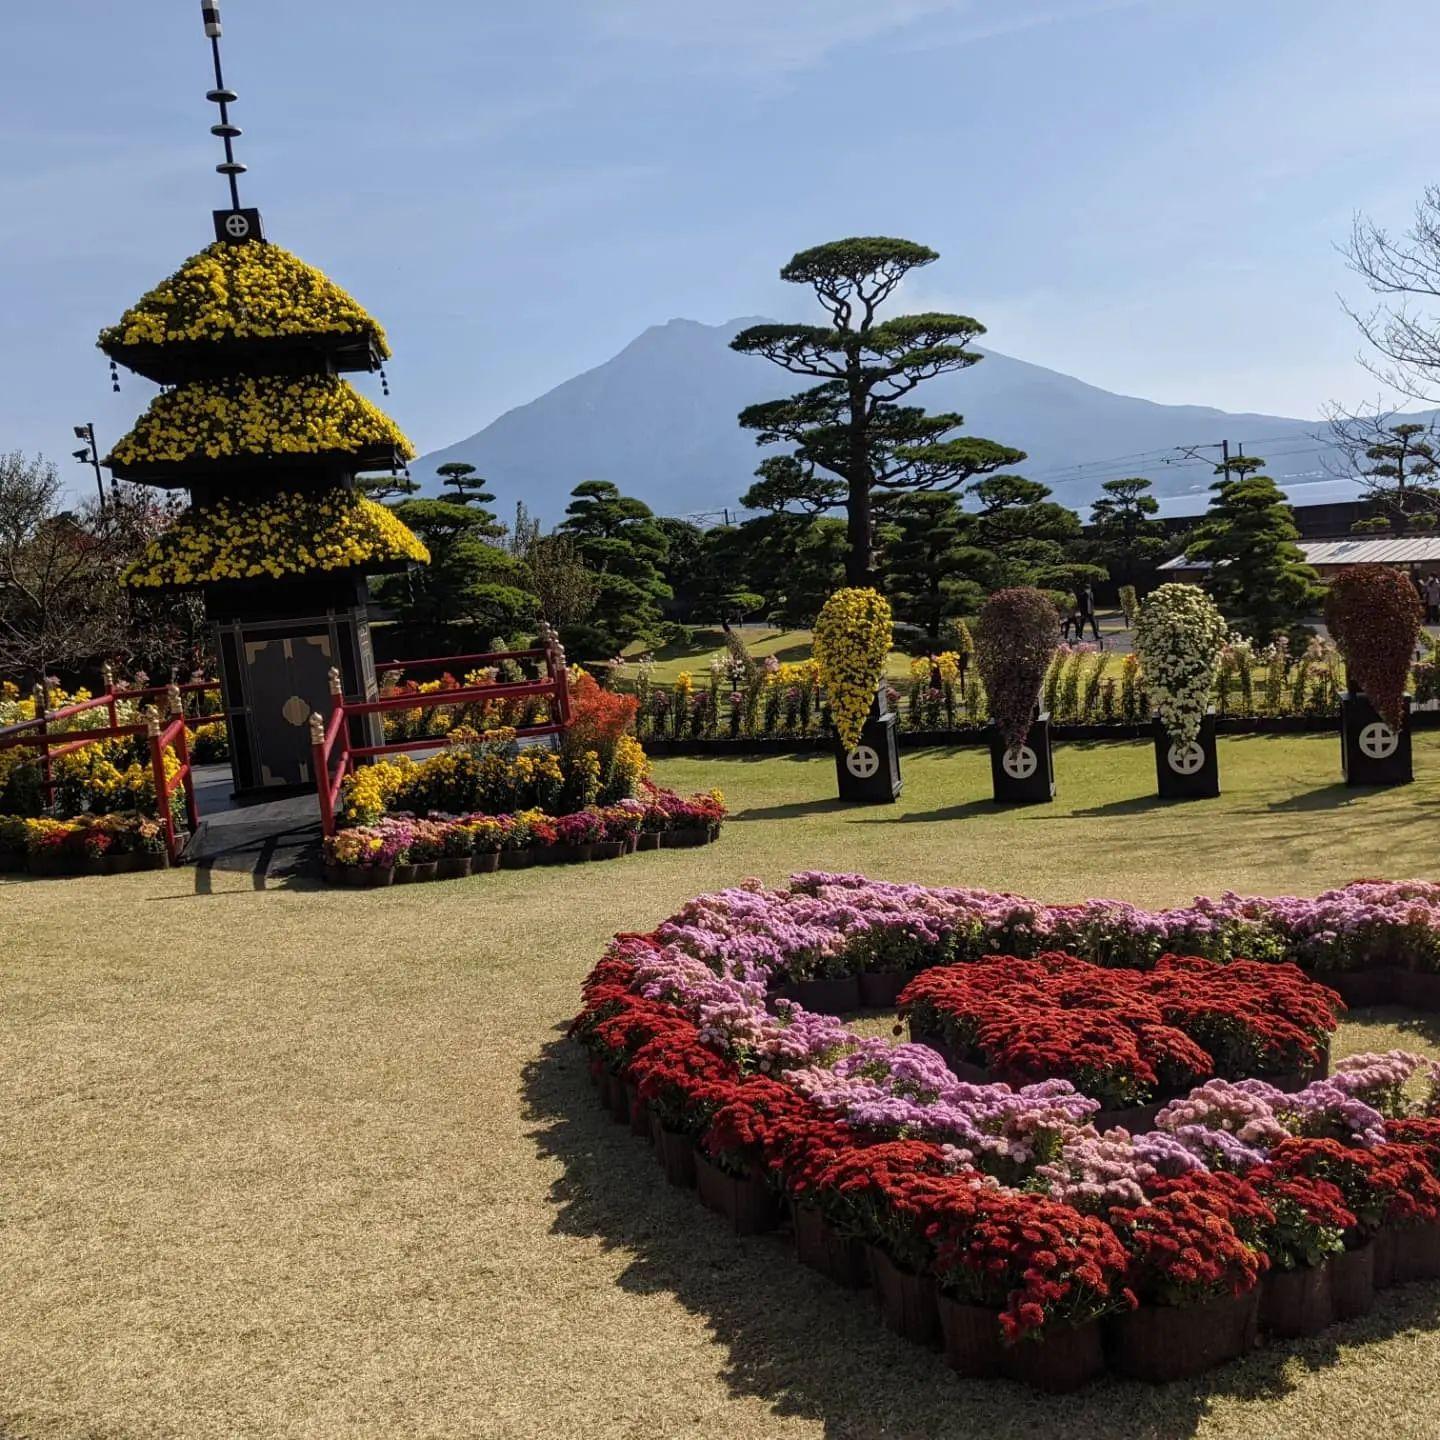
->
[[975, 587, 1060, 751], [1323, 566, 1424, 728]]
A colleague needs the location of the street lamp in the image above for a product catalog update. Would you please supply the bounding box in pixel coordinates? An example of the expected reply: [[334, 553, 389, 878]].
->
[[72, 422, 106, 509]]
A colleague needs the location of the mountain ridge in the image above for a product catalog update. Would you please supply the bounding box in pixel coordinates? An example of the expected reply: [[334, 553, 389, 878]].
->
[[413, 316, 1348, 524]]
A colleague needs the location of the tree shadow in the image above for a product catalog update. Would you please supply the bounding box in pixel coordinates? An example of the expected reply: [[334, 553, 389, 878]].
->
[[731, 798, 853, 822], [1341, 1006, 1440, 1049], [878, 799, 998, 823], [1264, 784, 1370, 813], [520, 1034, 1440, 1439], [1069, 794, 1179, 818]]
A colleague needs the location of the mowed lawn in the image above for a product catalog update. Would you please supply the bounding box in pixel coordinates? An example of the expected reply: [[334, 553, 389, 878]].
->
[[6, 734, 1440, 1439]]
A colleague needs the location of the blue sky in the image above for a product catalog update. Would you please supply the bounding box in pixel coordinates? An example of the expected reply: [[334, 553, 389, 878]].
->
[[3, 0, 1437, 490]]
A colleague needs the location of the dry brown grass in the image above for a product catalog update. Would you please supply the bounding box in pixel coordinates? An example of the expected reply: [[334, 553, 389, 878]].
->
[[4, 736, 1440, 1438]]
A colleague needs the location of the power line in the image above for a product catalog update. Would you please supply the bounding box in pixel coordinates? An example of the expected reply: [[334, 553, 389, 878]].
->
[[1026, 430, 1330, 486]]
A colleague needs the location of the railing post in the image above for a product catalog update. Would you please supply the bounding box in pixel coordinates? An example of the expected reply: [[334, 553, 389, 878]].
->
[[32, 683, 53, 813], [174, 717, 200, 835], [327, 666, 351, 778], [102, 662, 119, 729], [144, 704, 178, 862], [549, 626, 571, 727], [310, 711, 335, 836]]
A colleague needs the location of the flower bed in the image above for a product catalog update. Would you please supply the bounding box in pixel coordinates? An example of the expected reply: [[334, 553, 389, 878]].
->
[[319, 783, 726, 886], [0, 812, 170, 875], [654, 872, 1440, 1002], [571, 888, 1440, 1389], [899, 952, 1338, 1115], [319, 677, 726, 886]]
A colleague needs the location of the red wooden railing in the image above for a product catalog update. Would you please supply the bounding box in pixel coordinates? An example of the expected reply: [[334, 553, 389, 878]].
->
[[311, 622, 572, 837], [0, 678, 209, 863]]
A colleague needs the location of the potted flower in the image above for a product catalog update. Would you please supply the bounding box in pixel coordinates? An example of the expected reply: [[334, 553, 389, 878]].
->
[[103, 815, 146, 873], [1105, 1180, 1268, 1382], [467, 816, 505, 873], [975, 587, 1060, 803], [132, 815, 169, 869], [500, 812, 534, 868], [814, 586, 902, 803], [602, 802, 642, 855], [593, 807, 634, 860], [406, 820, 446, 882], [388, 818, 420, 884], [1134, 582, 1228, 799], [933, 1186, 1129, 1389], [1253, 1171, 1352, 1338], [527, 812, 562, 864], [436, 820, 473, 880], [637, 799, 667, 851], [553, 809, 600, 863], [25, 818, 77, 876], [1325, 565, 1424, 785], [324, 826, 379, 885], [80, 825, 117, 875]]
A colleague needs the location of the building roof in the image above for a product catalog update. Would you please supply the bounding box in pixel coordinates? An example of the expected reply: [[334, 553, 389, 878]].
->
[[1152, 476, 1362, 520], [1161, 535, 1440, 572]]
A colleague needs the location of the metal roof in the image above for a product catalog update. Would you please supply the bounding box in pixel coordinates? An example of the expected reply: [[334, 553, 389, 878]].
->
[[1161, 535, 1440, 571], [1153, 477, 1363, 520]]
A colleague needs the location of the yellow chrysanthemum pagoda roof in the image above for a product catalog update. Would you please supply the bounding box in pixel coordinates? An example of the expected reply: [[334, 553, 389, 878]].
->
[[123, 488, 430, 590], [98, 239, 390, 381], [105, 374, 414, 481]]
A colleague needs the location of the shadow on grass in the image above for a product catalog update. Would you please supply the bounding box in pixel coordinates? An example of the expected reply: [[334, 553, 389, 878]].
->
[[1264, 784, 1367, 813], [521, 1033, 1440, 1439], [732, 797, 853, 822], [879, 799, 998, 823], [1069, 794, 1178, 818], [1342, 1006, 1440, 1050]]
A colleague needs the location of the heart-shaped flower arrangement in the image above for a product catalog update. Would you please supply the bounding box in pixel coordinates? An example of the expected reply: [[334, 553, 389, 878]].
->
[[573, 873, 1440, 1389]]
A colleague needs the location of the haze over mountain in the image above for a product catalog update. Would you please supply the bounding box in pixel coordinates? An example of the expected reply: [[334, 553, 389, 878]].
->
[[415, 317, 1350, 525]]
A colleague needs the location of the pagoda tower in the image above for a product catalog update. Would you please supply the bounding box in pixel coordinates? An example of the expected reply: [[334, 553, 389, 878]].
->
[[101, 2, 428, 795]]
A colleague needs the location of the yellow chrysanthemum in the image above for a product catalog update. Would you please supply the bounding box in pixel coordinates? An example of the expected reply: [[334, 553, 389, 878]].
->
[[123, 489, 429, 590], [813, 587, 893, 751], [107, 375, 413, 469], [98, 240, 390, 356]]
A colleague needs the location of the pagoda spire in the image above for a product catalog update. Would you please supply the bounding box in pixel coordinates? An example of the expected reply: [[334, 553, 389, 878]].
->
[[199, 1, 264, 244]]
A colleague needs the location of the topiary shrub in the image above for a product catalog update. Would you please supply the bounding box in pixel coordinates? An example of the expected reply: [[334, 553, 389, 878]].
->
[[1133, 583, 1228, 748], [976, 587, 1060, 752], [1323, 566, 1424, 728]]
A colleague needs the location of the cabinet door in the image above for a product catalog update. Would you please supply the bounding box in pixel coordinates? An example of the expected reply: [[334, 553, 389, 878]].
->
[[241, 632, 333, 786]]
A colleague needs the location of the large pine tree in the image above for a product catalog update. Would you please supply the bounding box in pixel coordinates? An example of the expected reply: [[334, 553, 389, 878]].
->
[[732, 237, 1025, 584]]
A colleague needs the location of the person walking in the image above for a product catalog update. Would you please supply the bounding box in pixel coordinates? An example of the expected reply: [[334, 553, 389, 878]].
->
[[1076, 584, 1102, 644], [1425, 573, 1440, 626]]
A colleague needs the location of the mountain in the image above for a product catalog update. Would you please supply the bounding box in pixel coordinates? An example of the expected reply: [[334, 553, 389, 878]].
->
[[413, 317, 1349, 524]]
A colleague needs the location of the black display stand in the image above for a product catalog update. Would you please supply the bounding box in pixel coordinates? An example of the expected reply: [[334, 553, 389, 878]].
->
[[1341, 692, 1412, 786], [210, 574, 384, 793], [835, 688, 903, 803], [989, 713, 1055, 804], [1154, 710, 1220, 799]]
